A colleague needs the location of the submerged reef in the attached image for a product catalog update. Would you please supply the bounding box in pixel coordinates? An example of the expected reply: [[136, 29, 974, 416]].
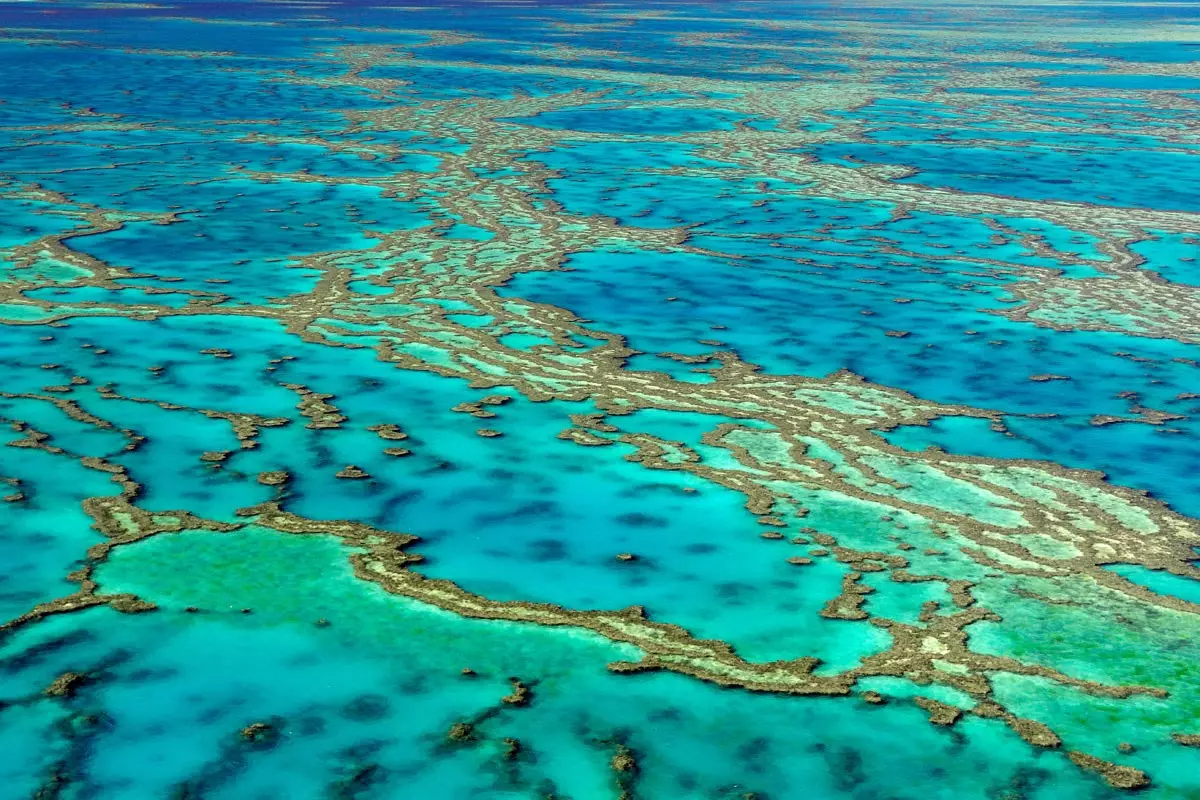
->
[[1, 0, 1199, 797]]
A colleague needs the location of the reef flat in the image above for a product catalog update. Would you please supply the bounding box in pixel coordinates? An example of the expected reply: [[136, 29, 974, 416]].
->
[[1, 0, 1199, 796]]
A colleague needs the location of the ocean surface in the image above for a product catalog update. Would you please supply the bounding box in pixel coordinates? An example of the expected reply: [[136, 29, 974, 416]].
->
[[1, 0, 1198, 797]]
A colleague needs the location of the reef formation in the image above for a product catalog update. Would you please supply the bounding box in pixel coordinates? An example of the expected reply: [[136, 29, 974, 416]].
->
[[0, 0, 1198, 797]]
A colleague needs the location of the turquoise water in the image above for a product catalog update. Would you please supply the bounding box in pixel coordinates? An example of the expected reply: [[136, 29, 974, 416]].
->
[[1, 0, 1199, 797]]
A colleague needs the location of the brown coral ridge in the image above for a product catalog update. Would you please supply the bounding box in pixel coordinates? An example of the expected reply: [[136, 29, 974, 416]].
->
[[257, 470, 290, 486], [913, 696, 962, 726], [1067, 751, 1150, 790], [240, 721, 278, 745], [610, 743, 639, 800], [43, 671, 89, 699], [447, 721, 474, 742], [366, 423, 408, 441], [283, 383, 347, 429], [501, 677, 533, 706], [335, 464, 371, 479]]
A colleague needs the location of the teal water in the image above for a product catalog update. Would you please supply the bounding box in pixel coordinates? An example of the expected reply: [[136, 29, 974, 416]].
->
[[1, 0, 1199, 797]]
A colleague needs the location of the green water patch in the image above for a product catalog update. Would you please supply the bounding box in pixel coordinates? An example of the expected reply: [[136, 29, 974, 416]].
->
[[497, 331, 556, 351], [969, 572, 1200, 699], [345, 280, 396, 297], [445, 312, 495, 328], [0, 302, 59, 322]]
